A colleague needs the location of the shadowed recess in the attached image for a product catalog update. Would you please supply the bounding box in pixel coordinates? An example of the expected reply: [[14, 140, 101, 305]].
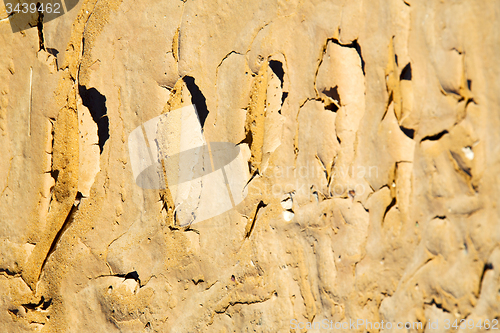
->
[[400, 63, 412, 80], [78, 85, 110, 154], [269, 60, 284, 87], [400, 126, 415, 139], [322, 86, 341, 112], [36, 3, 45, 51], [124, 271, 141, 284], [183, 76, 209, 129]]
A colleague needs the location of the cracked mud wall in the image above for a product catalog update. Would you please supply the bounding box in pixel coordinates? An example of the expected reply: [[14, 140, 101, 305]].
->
[[1, 0, 500, 332]]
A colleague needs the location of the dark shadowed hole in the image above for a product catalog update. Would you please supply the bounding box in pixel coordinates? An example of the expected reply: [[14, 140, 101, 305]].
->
[[400, 63, 412, 81], [46, 48, 59, 57], [125, 271, 141, 284], [269, 60, 284, 88], [51, 169, 59, 182], [41, 298, 52, 310], [323, 86, 341, 104], [427, 299, 449, 313], [238, 129, 253, 147], [322, 86, 341, 113], [78, 85, 109, 154], [325, 103, 339, 112], [183, 76, 209, 129], [400, 126, 415, 139], [23, 296, 45, 310], [467, 79, 472, 90], [281, 92, 288, 107]]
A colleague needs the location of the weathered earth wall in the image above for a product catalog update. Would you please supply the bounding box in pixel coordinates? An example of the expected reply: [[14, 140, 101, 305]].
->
[[1, 0, 499, 332]]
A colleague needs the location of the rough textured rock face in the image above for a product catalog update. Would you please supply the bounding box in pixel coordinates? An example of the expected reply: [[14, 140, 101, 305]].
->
[[1, 0, 500, 332]]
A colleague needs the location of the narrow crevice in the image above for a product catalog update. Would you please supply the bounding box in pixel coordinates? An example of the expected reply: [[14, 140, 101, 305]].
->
[[8, 309, 19, 317], [36, 2, 45, 51], [215, 293, 274, 314], [22, 296, 51, 311], [245, 201, 267, 239], [81, 37, 86, 61], [47, 169, 59, 212], [216, 51, 242, 71], [383, 197, 396, 221], [382, 91, 393, 121], [0, 268, 18, 276], [313, 40, 330, 97], [78, 85, 109, 154], [172, 27, 180, 62], [39, 192, 83, 279], [421, 130, 448, 142], [192, 277, 204, 285], [315, 154, 329, 184], [183, 76, 209, 129], [478, 262, 494, 295], [243, 170, 260, 192], [352, 40, 365, 75], [424, 299, 450, 313], [237, 129, 253, 148], [450, 150, 472, 177], [95, 271, 142, 283], [183, 224, 200, 234]]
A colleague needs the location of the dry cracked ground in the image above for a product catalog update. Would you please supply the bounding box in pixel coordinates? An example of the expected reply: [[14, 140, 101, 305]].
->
[[1, 0, 500, 332]]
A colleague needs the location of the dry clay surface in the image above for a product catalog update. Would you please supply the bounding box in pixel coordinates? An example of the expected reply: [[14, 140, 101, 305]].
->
[[1, 0, 500, 332]]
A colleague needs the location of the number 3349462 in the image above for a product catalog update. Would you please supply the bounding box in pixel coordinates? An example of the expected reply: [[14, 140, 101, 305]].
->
[[444, 319, 498, 330], [5, 2, 61, 14]]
